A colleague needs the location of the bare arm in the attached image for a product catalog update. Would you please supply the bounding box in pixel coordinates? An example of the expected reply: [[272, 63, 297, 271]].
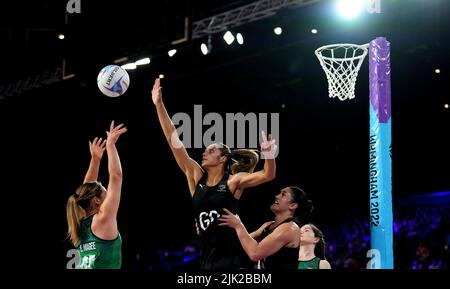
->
[[218, 209, 290, 262], [83, 137, 106, 183], [233, 158, 275, 191], [93, 121, 127, 240], [152, 78, 203, 195], [231, 132, 276, 197]]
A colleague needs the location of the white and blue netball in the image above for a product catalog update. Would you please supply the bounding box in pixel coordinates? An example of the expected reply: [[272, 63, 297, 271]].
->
[[97, 65, 130, 97]]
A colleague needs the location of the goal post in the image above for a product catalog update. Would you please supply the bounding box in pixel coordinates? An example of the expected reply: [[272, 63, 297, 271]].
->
[[368, 37, 393, 269], [316, 37, 393, 269]]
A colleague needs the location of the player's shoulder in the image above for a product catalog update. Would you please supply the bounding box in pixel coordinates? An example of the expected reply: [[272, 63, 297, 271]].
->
[[261, 221, 274, 228], [274, 222, 298, 234], [319, 259, 332, 269]]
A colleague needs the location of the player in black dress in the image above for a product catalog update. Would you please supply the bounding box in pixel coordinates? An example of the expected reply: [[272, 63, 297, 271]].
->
[[151, 78, 278, 269], [219, 186, 313, 269]]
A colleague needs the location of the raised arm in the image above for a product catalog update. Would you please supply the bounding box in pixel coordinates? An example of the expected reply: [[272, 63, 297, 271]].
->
[[152, 78, 203, 195], [83, 137, 107, 183], [93, 121, 127, 240], [231, 131, 277, 196], [219, 209, 291, 262]]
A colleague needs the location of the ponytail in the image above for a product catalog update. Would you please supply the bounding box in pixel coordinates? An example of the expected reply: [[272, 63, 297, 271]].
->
[[309, 224, 327, 260], [229, 149, 259, 174], [66, 194, 85, 247], [66, 182, 104, 247], [218, 144, 259, 174], [289, 186, 314, 227]]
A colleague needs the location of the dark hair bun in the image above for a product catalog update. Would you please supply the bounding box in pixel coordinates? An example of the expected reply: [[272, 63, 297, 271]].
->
[[305, 199, 314, 214]]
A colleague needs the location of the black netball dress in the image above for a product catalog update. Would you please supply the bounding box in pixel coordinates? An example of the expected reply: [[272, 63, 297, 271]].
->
[[192, 172, 250, 269]]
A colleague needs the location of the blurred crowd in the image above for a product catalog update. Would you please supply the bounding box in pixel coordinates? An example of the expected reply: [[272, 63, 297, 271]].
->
[[324, 207, 449, 269]]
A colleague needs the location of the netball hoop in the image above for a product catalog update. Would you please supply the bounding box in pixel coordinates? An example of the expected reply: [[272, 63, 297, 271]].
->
[[315, 37, 394, 269], [315, 43, 369, 101]]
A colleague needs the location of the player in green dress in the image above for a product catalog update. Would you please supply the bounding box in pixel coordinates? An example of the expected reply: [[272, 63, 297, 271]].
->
[[66, 121, 127, 269], [298, 224, 331, 269]]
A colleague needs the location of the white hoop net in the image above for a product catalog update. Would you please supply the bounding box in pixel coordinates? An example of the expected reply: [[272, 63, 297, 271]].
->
[[315, 43, 368, 101]]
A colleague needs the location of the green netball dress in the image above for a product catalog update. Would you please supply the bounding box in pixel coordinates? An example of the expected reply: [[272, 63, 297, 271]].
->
[[298, 256, 321, 269], [77, 215, 122, 269]]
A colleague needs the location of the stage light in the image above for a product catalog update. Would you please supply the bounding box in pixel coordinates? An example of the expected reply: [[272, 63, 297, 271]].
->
[[274, 27, 282, 35], [337, 0, 364, 19], [121, 63, 136, 70], [311, 28, 318, 34], [201, 43, 209, 55], [135, 57, 150, 65], [236, 33, 244, 45], [223, 31, 235, 45], [168, 49, 177, 57]]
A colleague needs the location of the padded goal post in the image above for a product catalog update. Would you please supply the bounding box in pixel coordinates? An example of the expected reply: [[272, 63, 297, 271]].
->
[[316, 37, 393, 268]]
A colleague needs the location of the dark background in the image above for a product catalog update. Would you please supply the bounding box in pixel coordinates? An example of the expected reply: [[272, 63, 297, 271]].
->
[[0, 0, 448, 269]]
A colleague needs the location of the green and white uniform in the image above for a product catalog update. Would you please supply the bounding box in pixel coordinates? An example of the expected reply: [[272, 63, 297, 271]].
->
[[77, 215, 122, 269], [297, 256, 321, 269]]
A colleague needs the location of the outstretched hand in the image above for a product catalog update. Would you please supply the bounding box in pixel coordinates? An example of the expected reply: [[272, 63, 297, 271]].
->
[[89, 137, 106, 160], [218, 208, 242, 229], [152, 78, 162, 105], [260, 131, 277, 159], [106, 120, 128, 146]]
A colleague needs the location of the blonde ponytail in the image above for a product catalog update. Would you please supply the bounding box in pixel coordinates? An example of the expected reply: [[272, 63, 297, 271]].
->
[[66, 194, 85, 247], [66, 182, 104, 247], [218, 143, 259, 174], [229, 149, 259, 174]]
